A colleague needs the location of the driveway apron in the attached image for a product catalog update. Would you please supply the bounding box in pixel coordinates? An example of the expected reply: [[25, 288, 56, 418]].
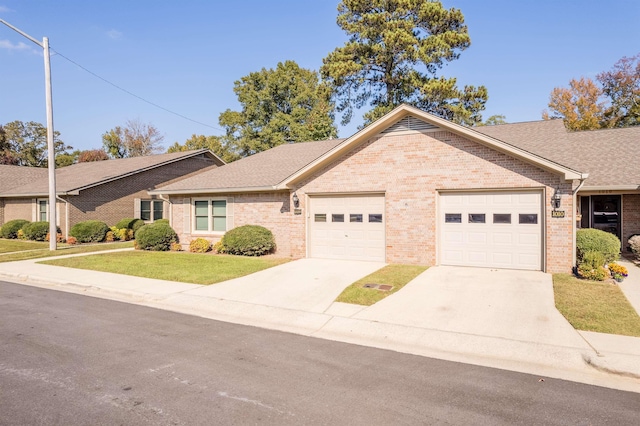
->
[[182, 258, 386, 313], [353, 265, 587, 348]]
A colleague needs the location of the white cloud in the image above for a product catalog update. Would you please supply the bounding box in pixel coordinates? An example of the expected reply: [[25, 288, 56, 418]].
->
[[106, 29, 123, 40], [0, 39, 30, 51], [0, 6, 12, 13]]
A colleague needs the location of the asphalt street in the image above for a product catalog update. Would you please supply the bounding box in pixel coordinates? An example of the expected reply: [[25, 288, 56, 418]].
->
[[1, 280, 638, 425]]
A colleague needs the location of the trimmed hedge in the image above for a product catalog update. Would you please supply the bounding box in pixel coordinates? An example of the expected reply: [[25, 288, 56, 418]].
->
[[221, 225, 275, 256], [70, 220, 110, 243], [576, 228, 620, 264], [0, 219, 30, 239], [116, 218, 145, 233], [189, 238, 211, 253], [135, 222, 178, 251], [23, 222, 60, 242]]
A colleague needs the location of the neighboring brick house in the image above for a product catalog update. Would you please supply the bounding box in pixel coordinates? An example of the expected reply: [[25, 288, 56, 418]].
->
[[0, 149, 223, 236], [150, 104, 639, 273]]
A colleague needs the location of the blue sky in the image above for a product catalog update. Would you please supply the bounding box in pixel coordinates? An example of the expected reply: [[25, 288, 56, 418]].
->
[[1, 1, 638, 153]]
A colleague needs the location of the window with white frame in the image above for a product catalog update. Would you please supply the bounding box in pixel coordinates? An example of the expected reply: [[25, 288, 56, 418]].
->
[[140, 200, 163, 222], [37, 199, 48, 222], [193, 199, 227, 233]]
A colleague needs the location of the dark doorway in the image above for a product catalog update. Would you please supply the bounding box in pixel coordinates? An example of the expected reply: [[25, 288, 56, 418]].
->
[[591, 195, 621, 240]]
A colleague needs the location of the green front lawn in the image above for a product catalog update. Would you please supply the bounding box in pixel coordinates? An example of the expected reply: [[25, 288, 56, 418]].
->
[[0, 241, 135, 263], [553, 273, 640, 337], [336, 264, 428, 306], [0, 239, 49, 254], [41, 251, 290, 285]]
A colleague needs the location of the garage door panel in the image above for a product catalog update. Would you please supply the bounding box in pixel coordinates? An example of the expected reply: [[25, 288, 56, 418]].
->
[[309, 195, 385, 262], [440, 191, 542, 270]]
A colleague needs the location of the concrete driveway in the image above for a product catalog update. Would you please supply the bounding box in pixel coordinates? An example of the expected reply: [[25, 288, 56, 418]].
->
[[182, 258, 386, 313], [353, 265, 586, 348]]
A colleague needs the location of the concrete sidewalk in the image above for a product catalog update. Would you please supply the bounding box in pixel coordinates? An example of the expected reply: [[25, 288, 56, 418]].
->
[[0, 252, 639, 393]]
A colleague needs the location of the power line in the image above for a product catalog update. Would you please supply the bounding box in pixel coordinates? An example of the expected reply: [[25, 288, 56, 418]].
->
[[50, 48, 223, 132]]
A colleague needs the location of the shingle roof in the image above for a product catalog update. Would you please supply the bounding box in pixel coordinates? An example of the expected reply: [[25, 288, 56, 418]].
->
[[153, 139, 345, 193], [0, 149, 221, 196], [476, 121, 640, 187], [0, 165, 48, 193]]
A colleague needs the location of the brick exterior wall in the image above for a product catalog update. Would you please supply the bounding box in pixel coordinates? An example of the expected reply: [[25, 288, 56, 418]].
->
[[623, 194, 640, 251], [170, 192, 291, 255], [288, 130, 574, 273], [0, 156, 218, 235], [169, 130, 576, 272]]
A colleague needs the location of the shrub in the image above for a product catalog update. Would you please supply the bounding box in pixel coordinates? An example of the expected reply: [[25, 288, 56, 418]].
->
[[576, 228, 620, 264], [189, 238, 211, 253], [115, 218, 145, 233], [0, 219, 30, 239], [16, 229, 25, 240], [580, 250, 605, 269], [170, 242, 182, 251], [70, 220, 109, 243], [135, 222, 178, 251], [115, 218, 137, 229], [629, 235, 640, 258], [105, 231, 115, 242], [577, 265, 608, 281], [213, 240, 226, 254], [46, 232, 65, 243], [155, 219, 169, 225], [23, 222, 53, 241], [221, 225, 275, 256], [66, 236, 77, 245]]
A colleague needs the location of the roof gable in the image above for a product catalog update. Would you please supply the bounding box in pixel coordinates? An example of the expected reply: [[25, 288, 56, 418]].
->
[[280, 104, 586, 188]]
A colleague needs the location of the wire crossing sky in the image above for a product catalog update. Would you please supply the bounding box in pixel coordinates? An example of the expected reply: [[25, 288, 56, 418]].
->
[[1, 0, 638, 152]]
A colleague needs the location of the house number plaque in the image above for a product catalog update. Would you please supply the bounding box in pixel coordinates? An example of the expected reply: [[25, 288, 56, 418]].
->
[[294, 208, 302, 215], [551, 210, 565, 218]]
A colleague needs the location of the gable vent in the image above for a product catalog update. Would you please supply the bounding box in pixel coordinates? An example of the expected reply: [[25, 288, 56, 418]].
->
[[381, 115, 439, 133]]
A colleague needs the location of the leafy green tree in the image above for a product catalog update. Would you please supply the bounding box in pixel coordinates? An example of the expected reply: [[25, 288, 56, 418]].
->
[[102, 119, 164, 158], [55, 150, 80, 167], [0, 124, 18, 165], [1, 120, 71, 167], [167, 134, 239, 163], [218, 60, 337, 157], [542, 77, 605, 131], [477, 114, 507, 126], [321, 0, 488, 126], [597, 53, 640, 128]]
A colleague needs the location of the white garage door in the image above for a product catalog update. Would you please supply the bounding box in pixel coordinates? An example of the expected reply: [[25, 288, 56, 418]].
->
[[440, 191, 542, 270], [309, 195, 385, 262]]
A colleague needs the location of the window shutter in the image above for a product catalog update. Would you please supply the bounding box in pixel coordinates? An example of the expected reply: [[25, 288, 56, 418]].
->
[[226, 197, 234, 231], [31, 199, 37, 221], [163, 200, 169, 223], [134, 198, 141, 219], [183, 198, 191, 234]]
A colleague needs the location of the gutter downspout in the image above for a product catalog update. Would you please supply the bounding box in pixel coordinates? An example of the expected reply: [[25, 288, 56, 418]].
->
[[571, 178, 588, 267], [158, 194, 172, 226], [55, 195, 69, 241]]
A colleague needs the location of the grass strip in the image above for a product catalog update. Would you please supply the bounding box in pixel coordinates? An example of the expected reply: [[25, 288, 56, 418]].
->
[[0, 241, 135, 263], [336, 264, 428, 306], [553, 273, 640, 337], [41, 251, 290, 285], [0, 240, 49, 254]]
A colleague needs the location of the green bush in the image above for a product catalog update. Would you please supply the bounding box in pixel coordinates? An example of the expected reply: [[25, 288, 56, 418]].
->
[[221, 225, 275, 256], [155, 219, 169, 225], [115, 218, 145, 233], [22, 222, 60, 242], [189, 238, 211, 253], [135, 222, 178, 251], [70, 220, 110, 243], [576, 228, 620, 264], [0, 219, 30, 239]]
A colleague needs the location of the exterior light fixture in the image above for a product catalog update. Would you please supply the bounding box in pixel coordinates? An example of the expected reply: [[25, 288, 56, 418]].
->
[[292, 192, 300, 208], [551, 187, 562, 210]]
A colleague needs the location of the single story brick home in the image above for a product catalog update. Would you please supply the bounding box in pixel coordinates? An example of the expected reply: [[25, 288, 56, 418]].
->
[[0, 149, 223, 237], [150, 104, 640, 273]]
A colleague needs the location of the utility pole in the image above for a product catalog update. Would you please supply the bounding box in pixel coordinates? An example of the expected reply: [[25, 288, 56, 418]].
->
[[1, 19, 57, 250]]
